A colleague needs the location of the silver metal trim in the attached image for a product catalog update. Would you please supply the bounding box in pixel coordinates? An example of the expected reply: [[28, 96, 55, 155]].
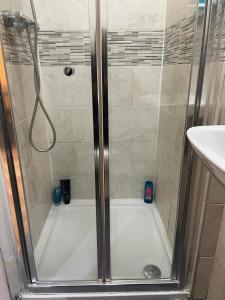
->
[[0, 29, 37, 283], [30, 279, 178, 286], [90, 0, 110, 282], [89, 0, 103, 282], [26, 281, 181, 294], [100, 0, 111, 282], [20, 290, 189, 300]]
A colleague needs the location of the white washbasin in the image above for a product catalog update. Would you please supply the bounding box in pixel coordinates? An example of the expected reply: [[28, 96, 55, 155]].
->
[[187, 125, 225, 186]]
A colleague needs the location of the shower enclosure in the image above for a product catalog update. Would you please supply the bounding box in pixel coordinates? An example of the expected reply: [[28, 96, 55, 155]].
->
[[0, 0, 222, 298]]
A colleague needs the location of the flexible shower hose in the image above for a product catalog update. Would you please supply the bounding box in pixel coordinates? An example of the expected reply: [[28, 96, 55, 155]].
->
[[26, 25, 56, 152]]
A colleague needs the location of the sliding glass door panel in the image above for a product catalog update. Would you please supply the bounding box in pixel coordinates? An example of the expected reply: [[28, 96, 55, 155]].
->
[[1, 0, 98, 282], [106, 0, 197, 280]]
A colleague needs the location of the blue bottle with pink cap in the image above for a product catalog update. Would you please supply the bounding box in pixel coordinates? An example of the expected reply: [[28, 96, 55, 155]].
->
[[144, 181, 154, 204]]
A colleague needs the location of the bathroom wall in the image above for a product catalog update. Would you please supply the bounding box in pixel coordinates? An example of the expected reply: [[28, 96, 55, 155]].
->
[[33, 0, 96, 200], [32, 0, 166, 199], [155, 0, 197, 246], [0, 0, 52, 247], [107, 0, 165, 198], [207, 197, 225, 300]]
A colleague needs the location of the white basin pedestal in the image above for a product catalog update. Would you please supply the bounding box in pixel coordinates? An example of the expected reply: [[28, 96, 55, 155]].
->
[[187, 125, 225, 186]]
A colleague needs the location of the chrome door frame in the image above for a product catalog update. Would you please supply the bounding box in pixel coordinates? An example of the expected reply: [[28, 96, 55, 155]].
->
[[90, 0, 110, 282], [0, 0, 219, 297]]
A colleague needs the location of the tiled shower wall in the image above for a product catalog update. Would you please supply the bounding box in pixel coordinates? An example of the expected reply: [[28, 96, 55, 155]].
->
[[33, 0, 166, 199], [107, 0, 165, 198], [155, 0, 197, 246], [0, 0, 52, 247], [33, 0, 96, 199], [1, 0, 198, 247]]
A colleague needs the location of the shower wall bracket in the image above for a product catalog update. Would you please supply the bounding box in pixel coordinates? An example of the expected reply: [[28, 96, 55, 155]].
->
[[1, 10, 38, 30]]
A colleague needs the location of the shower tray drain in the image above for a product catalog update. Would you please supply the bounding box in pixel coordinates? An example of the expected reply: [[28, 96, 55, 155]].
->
[[143, 264, 161, 280]]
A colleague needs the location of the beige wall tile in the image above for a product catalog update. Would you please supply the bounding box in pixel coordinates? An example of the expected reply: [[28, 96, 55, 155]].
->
[[18, 0, 34, 19], [132, 106, 159, 141], [15, 111, 52, 246], [109, 142, 132, 175], [110, 106, 159, 142], [133, 66, 162, 106], [0, 0, 15, 10], [194, 257, 214, 300], [109, 107, 135, 142], [207, 175, 225, 204], [47, 107, 93, 143], [110, 174, 154, 199], [50, 143, 95, 179], [207, 260, 225, 300], [131, 142, 157, 174], [108, 67, 134, 107], [161, 65, 192, 105], [206, 195, 225, 300], [107, 0, 166, 31], [0, 0, 33, 18], [214, 208, 225, 272], [15, 118, 33, 171], [166, 0, 197, 27], [41, 66, 92, 107], [53, 174, 95, 199], [33, 0, 89, 31], [200, 204, 224, 257], [6, 64, 35, 124]]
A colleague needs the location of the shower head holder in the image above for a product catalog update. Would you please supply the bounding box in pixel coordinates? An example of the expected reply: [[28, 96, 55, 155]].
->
[[1, 10, 39, 30]]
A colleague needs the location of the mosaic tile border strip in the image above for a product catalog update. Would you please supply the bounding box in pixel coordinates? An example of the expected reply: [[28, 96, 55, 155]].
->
[[164, 13, 196, 65], [0, 25, 33, 65], [38, 31, 90, 66], [217, 0, 225, 62], [38, 30, 165, 66], [108, 30, 164, 66], [1, 13, 196, 66]]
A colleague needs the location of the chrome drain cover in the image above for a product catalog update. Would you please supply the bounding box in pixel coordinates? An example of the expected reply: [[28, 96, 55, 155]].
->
[[143, 265, 161, 279]]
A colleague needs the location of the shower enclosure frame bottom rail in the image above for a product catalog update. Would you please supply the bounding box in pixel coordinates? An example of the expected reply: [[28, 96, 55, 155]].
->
[[20, 290, 190, 300]]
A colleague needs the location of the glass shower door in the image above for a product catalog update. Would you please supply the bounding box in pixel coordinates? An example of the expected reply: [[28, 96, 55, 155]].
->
[[0, 0, 98, 282], [106, 0, 197, 280], [32, 0, 98, 282]]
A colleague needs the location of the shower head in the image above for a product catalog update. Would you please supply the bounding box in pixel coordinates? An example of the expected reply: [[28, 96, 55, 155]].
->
[[1, 10, 39, 30]]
